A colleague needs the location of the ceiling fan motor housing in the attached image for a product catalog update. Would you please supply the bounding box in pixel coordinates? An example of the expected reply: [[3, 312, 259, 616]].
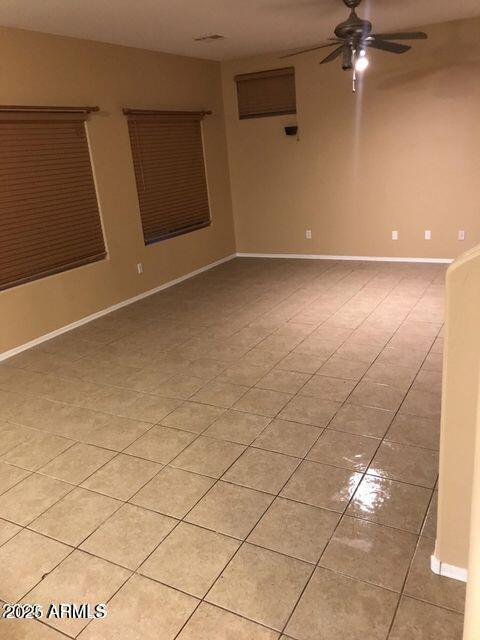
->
[[334, 11, 372, 41]]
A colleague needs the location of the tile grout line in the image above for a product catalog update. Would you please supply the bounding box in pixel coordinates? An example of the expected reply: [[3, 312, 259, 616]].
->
[[385, 476, 442, 639], [384, 320, 445, 638]]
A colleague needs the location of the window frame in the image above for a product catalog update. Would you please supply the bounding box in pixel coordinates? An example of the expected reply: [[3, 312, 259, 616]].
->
[[124, 108, 212, 246], [0, 105, 106, 292], [234, 67, 297, 120]]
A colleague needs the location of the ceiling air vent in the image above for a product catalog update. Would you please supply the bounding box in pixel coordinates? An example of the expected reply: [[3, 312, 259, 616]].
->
[[194, 34, 226, 42]]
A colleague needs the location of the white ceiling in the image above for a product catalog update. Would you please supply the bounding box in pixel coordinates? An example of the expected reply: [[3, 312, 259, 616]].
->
[[0, 0, 479, 60]]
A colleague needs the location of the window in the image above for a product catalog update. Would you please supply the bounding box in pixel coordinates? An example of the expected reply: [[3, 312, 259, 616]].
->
[[124, 109, 211, 244], [235, 67, 296, 120], [0, 106, 105, 291]]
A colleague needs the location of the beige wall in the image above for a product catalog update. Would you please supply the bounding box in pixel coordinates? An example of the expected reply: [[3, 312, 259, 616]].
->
[[463, 373, 480, 638], [222, 17, 480, 259], [436, 244, 480, 572], [0, 26, 235, 354]]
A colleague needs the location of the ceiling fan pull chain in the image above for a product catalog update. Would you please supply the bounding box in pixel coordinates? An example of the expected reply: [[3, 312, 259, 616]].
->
[[352, 48, 357, 92]]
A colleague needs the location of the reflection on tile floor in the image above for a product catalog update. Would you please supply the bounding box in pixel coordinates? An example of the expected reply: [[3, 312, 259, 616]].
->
[[0, 258, 465, 639]]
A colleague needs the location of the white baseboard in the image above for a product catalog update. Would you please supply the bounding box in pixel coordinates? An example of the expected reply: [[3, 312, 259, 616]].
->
[[431, 554, 468, 582], [0, 253, 236, 363], [236, 252, 454, 264]]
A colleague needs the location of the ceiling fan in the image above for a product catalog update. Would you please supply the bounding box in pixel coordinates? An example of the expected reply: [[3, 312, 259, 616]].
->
[[281, 0, 427, 91]]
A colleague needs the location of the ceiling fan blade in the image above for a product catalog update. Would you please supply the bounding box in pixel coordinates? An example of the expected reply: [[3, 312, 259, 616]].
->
[[370, 31, 427, 40], [320, 45, 345, 65], [280, 41, 342, 59], [368, 39, 411, 54]]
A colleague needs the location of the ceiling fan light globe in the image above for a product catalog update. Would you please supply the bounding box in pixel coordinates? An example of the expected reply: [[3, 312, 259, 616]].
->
[[354, 55, 369, 71]]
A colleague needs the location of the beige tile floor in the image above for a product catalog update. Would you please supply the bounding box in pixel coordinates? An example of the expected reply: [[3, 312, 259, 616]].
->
[[0, 257, 466, 639]]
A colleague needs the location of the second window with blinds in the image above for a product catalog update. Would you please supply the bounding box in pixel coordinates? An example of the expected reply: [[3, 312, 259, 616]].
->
[[125, 110, 211, 245]]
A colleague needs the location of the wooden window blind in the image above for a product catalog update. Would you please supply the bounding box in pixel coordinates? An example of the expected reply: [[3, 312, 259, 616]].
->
[[124, 109, 211, 244], [235, 67, 296, 119], [0, 106, 105, 291]]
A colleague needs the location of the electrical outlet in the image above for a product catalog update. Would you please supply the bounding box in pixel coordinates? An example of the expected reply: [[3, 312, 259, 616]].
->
[[305, 229, 312, 239], [458, 230, 465, 241], [136, 262, 143, 275], [391, 230, 398, 240], [425, 230, 432, 240]]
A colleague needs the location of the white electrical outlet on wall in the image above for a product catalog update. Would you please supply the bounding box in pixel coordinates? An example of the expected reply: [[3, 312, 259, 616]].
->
[[425, 230, 432, 240], [391, 230, 398, 240], [458, 230, 466, 241], [136, 263, 143, 274], [305, 229, 312, 239]]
